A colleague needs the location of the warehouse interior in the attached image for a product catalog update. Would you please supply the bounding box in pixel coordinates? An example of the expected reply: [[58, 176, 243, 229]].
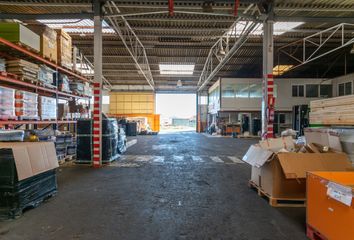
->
[[0, 1, 354, 240]]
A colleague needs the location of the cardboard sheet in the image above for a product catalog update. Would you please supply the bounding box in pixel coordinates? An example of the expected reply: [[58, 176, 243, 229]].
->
[[0, 142, 58, 181], [259, 136, 295, 152], [277, 153, 351, 179], [242, 145, 273, 167]]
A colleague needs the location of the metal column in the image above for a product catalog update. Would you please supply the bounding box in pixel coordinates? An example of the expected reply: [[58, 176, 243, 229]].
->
[[92, 0, 103, 168], [261, 20, 274, 139]]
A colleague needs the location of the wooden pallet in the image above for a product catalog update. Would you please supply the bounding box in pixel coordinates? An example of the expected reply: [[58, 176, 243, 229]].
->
[[248, 180, 306, 207], [307, 224, 327, 240]]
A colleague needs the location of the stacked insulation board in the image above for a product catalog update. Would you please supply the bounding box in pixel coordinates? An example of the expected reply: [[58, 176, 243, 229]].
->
[[6, 59, 39, 82], [310, 94, 354, 125]]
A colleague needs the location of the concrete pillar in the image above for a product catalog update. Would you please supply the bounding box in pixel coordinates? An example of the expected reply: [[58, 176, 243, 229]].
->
[[92, 0, 103, 167], [261, 20, 274, 139]]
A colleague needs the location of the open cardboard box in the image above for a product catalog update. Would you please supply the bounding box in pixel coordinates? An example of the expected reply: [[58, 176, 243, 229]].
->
[[0, 142, 59, 181], [243, 142, 352, 199]]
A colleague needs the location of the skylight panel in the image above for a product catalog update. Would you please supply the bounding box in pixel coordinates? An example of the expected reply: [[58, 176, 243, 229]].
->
[[159, 64, 195, 75], [37, 19, 115, 34], [227, 21, 303, 36]]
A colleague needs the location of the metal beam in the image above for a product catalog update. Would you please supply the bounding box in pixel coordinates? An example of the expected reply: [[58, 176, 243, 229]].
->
[[105, 1, 155, 90], [275, 15, 354, 24], [198, 4, 260, 91], [0, 12, 94, 20], [278, 23, 354, 71]]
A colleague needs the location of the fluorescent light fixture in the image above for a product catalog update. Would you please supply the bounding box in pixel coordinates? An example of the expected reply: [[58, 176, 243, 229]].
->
[[273, 65, 294, 76], [227, 21, 303, 36], [37, 19, 115, 34], [159, 63, 195, 75]]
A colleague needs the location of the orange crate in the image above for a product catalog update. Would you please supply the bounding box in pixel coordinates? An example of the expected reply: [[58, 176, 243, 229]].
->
[[307, 171, 354, 240]]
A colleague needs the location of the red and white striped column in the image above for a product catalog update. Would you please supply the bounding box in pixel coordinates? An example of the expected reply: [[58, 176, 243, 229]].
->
[[93, 1, 102, 168], [266, 74, 275, 139], [92, 82, 102, 168]]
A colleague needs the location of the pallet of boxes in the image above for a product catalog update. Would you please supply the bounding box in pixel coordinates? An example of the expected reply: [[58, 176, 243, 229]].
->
[[242, 135, 352, 208]]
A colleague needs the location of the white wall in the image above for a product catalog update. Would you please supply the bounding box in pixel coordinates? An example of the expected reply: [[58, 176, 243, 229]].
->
[[208, 79, 221, 114], [220, 78, 331, 112]]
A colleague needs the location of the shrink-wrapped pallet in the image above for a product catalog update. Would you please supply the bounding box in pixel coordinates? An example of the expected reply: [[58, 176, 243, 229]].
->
[[15, 90, 38, 120], [0, 86, 16, 120]]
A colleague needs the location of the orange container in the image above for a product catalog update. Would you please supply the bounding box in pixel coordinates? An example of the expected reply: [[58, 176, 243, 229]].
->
[[307, 171, 354, 240]]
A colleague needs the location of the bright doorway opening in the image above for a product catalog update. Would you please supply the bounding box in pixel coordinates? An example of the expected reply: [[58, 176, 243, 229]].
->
[[156, 93, 196, 133]]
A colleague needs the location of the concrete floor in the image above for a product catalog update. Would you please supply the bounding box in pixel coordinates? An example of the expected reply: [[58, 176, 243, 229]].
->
[[0, 131, 307, 240]]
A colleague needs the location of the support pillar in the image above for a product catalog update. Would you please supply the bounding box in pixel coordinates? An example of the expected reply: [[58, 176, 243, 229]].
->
[[261, 19, 274, 139], [92, 0, 103, 168]]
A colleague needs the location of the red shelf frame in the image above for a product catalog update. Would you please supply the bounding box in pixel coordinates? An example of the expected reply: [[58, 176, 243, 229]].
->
[[0, 37, 91, 83], [0, 120, 77, 125], [0, 73, 90, 99]]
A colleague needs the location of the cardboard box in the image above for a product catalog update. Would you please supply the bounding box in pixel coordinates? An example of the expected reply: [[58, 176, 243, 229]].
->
[[56, 29, 72, 69], [0, 23, 40, 52], [27, 25, 57, 63], [304, 128, 342, 152], [243, 145, 352, 199], [0, 142, 59, 181], [307, 172, 354, 240]]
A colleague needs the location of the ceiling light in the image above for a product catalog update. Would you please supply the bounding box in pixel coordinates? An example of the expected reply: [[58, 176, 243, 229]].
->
[[273, 65, 294, 76], [159, 63, 195, 75]]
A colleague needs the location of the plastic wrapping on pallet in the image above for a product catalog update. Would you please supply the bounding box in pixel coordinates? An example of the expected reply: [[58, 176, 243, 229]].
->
[[77, 119, 119, 135], [15, 90, 38, 119], [38, 65, 55, 87], [0, 86, 16, 120], [0, 148, 57, 219], [76, 118, 119, 163], [0, 142, 58, 219], [39, 96, 57, 120], [54, 72, 71, 93], [0, 58, 5, 71], [69, 82, 85, 95], [0, 130, 24, 142]]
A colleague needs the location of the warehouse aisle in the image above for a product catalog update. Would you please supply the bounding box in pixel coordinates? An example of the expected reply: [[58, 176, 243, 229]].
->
[[0, 132, 307, 240]]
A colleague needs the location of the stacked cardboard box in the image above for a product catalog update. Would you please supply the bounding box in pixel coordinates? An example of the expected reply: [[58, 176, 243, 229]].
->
[[15, 90, 39, 120], [56, 29, 72, 69], [27, 25, 57, 63], [6, 59, 39, 82], [242, 136, 352, 204]]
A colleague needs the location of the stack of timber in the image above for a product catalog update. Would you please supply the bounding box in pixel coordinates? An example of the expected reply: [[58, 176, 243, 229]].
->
[[6, 59, 39, 83], [310, 95, 354, 125]]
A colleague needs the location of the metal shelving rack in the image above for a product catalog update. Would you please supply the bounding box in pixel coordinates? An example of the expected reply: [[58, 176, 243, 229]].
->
[[0, 36, 92, 129]]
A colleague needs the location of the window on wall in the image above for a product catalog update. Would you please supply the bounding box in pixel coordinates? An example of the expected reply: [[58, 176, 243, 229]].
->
[[320, 85, 332, 98], [338, 82, 352, 96], [235, 83, 249, 98], [306, 84, 319, 98], [249, 84, 262, 98], [292, 85, 304, 97], [222, 84, 235, 98]]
